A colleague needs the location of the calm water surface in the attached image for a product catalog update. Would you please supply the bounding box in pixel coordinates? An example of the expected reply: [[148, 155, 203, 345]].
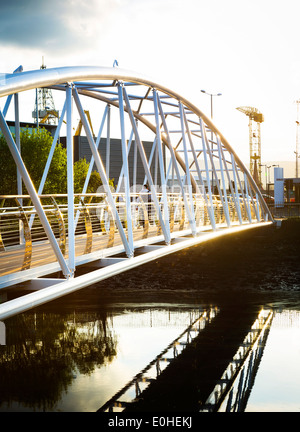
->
[[0, 300, 299, 412], [0, 304, 207, 412], [245, 309, 300, 412]]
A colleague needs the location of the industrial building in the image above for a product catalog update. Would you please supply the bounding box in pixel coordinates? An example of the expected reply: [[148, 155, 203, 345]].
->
[[60, 135, 164, 188]]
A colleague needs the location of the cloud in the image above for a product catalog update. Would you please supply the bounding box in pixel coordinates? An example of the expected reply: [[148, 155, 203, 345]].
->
[[0, 0, 122, 52]]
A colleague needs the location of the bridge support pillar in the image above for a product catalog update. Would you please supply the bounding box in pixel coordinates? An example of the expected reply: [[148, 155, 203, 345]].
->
[[66, 84, 76, 276]]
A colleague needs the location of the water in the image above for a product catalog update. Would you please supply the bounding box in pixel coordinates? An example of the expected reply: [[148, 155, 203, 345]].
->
[[0, 298, 299, 412], [245, 309, 300, 412], [1, 221, 300, 413], [0, 304, 208, 412]]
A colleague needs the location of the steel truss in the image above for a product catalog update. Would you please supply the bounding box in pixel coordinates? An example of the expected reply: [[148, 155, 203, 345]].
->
[[0, 66, 273, 319]]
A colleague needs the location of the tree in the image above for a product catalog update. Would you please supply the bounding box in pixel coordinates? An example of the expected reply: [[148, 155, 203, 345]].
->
[[73, 158, 103, 194], [0, 127, 103, 195], [0, 127, 67, 195]]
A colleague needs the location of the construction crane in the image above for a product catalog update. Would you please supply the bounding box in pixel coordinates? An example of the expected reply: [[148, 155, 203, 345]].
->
[[32, 58, 59, 125], [236, 106, 264, 188], [74, 111, 95, 137]]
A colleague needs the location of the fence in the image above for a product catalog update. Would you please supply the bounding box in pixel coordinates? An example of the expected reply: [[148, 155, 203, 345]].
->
[[269, 203, 300, 219]]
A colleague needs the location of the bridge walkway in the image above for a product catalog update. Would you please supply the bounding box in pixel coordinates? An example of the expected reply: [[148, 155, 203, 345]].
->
[[0, 192, 254, 288]]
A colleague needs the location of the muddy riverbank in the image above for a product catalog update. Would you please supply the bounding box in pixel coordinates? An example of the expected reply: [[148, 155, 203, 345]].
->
[[80, 218, 300, 312]]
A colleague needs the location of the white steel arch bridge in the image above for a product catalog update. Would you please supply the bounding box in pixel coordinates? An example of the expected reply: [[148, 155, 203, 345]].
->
[[0, 65, 273, 320]]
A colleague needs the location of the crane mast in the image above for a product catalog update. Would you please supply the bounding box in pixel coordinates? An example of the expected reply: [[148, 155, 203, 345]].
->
[[32, 58, 59, 125], [236, 106, 264, 188]]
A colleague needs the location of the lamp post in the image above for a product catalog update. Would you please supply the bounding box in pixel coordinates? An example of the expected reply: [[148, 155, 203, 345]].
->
[[266, 165, 272, 193], [271, 164, 279, 195], [201, 90, 222, 193], [201, 90, 222, 119], [259, 164, 267, 191], [270, 165, 279, 183], [295, 100, 300, 177]]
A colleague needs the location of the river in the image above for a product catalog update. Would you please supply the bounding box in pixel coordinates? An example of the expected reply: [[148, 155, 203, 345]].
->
[[0, 219, 299, 412]]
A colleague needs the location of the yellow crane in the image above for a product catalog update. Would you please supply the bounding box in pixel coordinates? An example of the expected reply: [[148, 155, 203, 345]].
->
[[40, 110, 95, 138], [74, 110, 95, 137], [236, 106, 264, 187], [39, 110, 65, 124]]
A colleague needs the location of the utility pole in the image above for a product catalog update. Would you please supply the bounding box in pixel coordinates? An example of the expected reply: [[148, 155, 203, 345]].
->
[[295, 100, 300, 178]]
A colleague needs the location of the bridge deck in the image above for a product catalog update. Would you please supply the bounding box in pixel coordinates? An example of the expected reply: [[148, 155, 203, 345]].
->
[[0, 194, 246, 288], [0, 224, 151, 277]]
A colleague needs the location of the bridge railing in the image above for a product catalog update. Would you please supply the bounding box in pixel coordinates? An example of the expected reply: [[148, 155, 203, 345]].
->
[[268, 203, 300, 219], [0, 191, 261, 281]]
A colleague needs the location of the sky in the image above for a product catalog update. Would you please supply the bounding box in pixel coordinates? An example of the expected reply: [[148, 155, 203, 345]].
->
[[1, 0, 300, 176]]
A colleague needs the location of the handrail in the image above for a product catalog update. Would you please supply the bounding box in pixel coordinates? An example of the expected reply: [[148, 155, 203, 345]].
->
[[0, 192, 262, 282]]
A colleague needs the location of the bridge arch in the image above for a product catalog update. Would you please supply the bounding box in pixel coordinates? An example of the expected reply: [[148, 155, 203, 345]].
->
[[0, 66, 268, 197], [0, 66, 273, 319]]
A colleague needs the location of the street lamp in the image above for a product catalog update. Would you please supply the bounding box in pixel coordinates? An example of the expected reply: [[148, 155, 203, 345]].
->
[[201, 90, 222, 119], [295, 101, 300, 177], [272, 164, 279, 190], [294, 119, 300, 176], [294, 151, 300, 178], [267, 165, 272, 190], [201, 90, 222, 194], [259, 164, 267, 191]]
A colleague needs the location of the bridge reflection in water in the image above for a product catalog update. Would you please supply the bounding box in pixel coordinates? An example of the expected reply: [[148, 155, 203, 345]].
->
[[98, 306, 219, 412], [0, 304, 273, 412], [201, 309, 273, 412], [0, 305, 206, 411], [99, 308, 273, 413]]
